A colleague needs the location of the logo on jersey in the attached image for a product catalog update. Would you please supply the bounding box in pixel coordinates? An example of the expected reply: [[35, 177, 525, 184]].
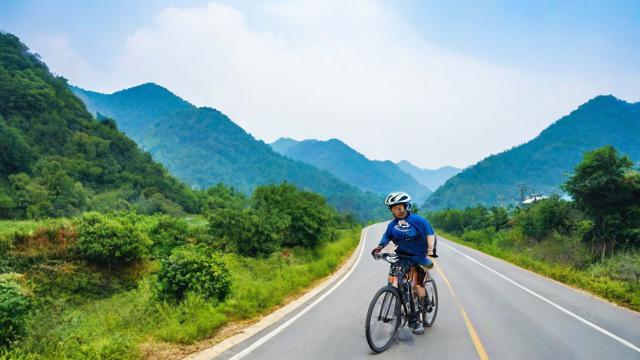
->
[[394, 219, 411, 232]]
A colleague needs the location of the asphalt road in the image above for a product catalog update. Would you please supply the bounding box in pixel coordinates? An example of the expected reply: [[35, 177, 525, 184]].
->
[[215, 222, 640, 360]]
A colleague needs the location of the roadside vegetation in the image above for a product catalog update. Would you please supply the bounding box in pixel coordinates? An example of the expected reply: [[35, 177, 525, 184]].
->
[[0, 183, 362, 359], [428, 145, 640, 311]]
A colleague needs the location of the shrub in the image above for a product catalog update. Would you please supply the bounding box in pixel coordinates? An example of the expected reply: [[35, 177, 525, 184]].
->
[[532, 233, 591, 268], [74, 212, 151, 272], [0, 273, 31, 348], [149, 215, 189, 259], [156, 244, 231, 303], [590, 252, 640, 283], [12, 222, 76, 260]]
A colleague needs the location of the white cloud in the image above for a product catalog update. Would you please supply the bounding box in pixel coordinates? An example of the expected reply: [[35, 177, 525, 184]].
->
[[27, 1, 639, 168], [27, 33, 99, 85]]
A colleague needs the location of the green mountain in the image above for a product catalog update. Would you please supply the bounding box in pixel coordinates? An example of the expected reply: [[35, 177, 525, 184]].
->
[[0, 32, 199, 218], [396, 161, 461, 191], [71, 83, 192, 140], [424, 95, 640, 210], [270, 138, 432, 203], [71, 85, 385, 220]]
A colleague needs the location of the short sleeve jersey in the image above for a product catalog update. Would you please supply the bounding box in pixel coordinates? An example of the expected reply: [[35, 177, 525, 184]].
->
[[378, 212, 435, 265]]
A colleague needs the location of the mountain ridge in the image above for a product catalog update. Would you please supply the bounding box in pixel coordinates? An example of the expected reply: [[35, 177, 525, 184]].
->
[[269, 137, 433, 203], [71, 84, 386, 220], [423, 94, 640, 210]]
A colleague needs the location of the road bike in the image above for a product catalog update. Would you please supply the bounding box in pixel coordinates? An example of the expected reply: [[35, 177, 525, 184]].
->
[[365, 253, 439, 353]]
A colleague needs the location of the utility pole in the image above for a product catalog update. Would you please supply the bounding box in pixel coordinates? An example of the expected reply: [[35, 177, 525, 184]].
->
[[518, 184, 528, 202]]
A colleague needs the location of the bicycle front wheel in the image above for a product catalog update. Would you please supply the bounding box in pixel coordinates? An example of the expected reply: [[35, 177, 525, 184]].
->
[[365, 286, 401, 353]]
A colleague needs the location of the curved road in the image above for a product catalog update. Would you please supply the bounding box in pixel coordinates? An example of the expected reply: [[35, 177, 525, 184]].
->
[[214, 223, 640, 360]]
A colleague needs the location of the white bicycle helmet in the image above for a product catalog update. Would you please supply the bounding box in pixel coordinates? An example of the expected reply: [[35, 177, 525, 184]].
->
[[384, 191, 412, 211]]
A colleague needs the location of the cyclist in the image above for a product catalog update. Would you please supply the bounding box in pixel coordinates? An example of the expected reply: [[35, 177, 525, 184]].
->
[[371, 191, 436, 334]]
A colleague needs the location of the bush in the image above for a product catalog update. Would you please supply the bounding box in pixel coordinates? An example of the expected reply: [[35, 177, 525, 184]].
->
[[532, 233, 591, 268], [11, 222, 76, 260], [156, 244, 231, 303], [0, 273, 31, 348], [74, 212, 151, 271], [149, 215, 189, 259], [206, 183, 336, 257]]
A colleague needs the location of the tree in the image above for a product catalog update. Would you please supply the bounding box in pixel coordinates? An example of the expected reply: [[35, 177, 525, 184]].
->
[[251, 183, 334, 248], [0, 117, 34, 175], [563, 145, 640, 258], [8, 173, 51, 219], [513, 195, 578, 241], [208, 207, 285, 257]]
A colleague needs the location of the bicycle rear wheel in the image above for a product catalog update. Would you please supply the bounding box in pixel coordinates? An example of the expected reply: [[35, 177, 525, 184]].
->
[[422, 279, 439, 327], [365, 286, 401, 352]]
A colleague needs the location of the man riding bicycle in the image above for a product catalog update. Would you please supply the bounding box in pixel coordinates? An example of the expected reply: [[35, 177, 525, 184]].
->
[[371, 191, 437, 335]]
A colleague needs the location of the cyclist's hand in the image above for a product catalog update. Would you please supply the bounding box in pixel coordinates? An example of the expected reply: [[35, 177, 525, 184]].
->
[[371, 246, 383, 259]]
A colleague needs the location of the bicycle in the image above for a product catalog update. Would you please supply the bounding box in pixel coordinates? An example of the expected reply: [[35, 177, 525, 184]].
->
[[365, 253, 439, 353]]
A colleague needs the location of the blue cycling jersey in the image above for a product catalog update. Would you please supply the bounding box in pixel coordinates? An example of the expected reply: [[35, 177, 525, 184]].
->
[[378, 212, 434, 266]]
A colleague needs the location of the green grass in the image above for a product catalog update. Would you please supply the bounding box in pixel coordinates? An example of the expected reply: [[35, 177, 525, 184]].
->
[[440, 230, 640, 312], [1, 227, 362, 359]]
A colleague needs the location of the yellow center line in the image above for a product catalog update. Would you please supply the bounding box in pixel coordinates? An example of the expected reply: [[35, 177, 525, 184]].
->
[[434, 261, 490, 360]]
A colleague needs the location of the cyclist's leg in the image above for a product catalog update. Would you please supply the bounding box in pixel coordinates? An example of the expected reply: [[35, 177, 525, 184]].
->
[[412, 265, 426, 299]]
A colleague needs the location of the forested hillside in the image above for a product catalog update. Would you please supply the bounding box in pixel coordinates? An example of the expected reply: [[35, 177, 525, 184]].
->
[[0, 33, 199, 218], [425, 95, 640, 210], [72, 85, 386, 220]]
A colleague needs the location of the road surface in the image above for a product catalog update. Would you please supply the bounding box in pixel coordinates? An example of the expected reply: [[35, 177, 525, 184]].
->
[[214, 223, 640, 359]]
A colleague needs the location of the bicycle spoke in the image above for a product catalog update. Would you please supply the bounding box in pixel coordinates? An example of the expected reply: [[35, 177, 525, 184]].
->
[[366, 289, 401, 352]]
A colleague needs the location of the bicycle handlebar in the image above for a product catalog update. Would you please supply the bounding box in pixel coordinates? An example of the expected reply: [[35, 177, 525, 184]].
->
[[375, 252, 417, 264]]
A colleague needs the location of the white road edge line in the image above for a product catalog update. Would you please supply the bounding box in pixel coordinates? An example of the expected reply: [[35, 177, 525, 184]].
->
[[227, 227, 370, 359], [442, 242, 640, 354]]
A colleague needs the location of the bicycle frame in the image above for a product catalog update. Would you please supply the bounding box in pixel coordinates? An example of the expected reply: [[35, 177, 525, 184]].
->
[[382, 254, 420, 327]]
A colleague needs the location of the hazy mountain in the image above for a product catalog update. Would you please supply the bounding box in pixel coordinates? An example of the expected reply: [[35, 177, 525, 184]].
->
[[270, 137, 299, 154], [396, 161, 461, 191], [424, 95, 640, 210], [71, 84, 386, 220], [270, 138, 432, 203]]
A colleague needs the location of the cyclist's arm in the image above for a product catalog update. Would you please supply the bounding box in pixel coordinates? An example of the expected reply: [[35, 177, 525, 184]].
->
[[425, 219, 436, 256], [378, 225, 394, 248]]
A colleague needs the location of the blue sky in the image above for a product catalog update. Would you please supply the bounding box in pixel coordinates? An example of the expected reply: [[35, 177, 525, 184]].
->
[[1, 1, 639, 168]]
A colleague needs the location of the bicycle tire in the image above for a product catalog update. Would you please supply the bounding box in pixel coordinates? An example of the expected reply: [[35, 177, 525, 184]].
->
[[365, 285, 402, 352]]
